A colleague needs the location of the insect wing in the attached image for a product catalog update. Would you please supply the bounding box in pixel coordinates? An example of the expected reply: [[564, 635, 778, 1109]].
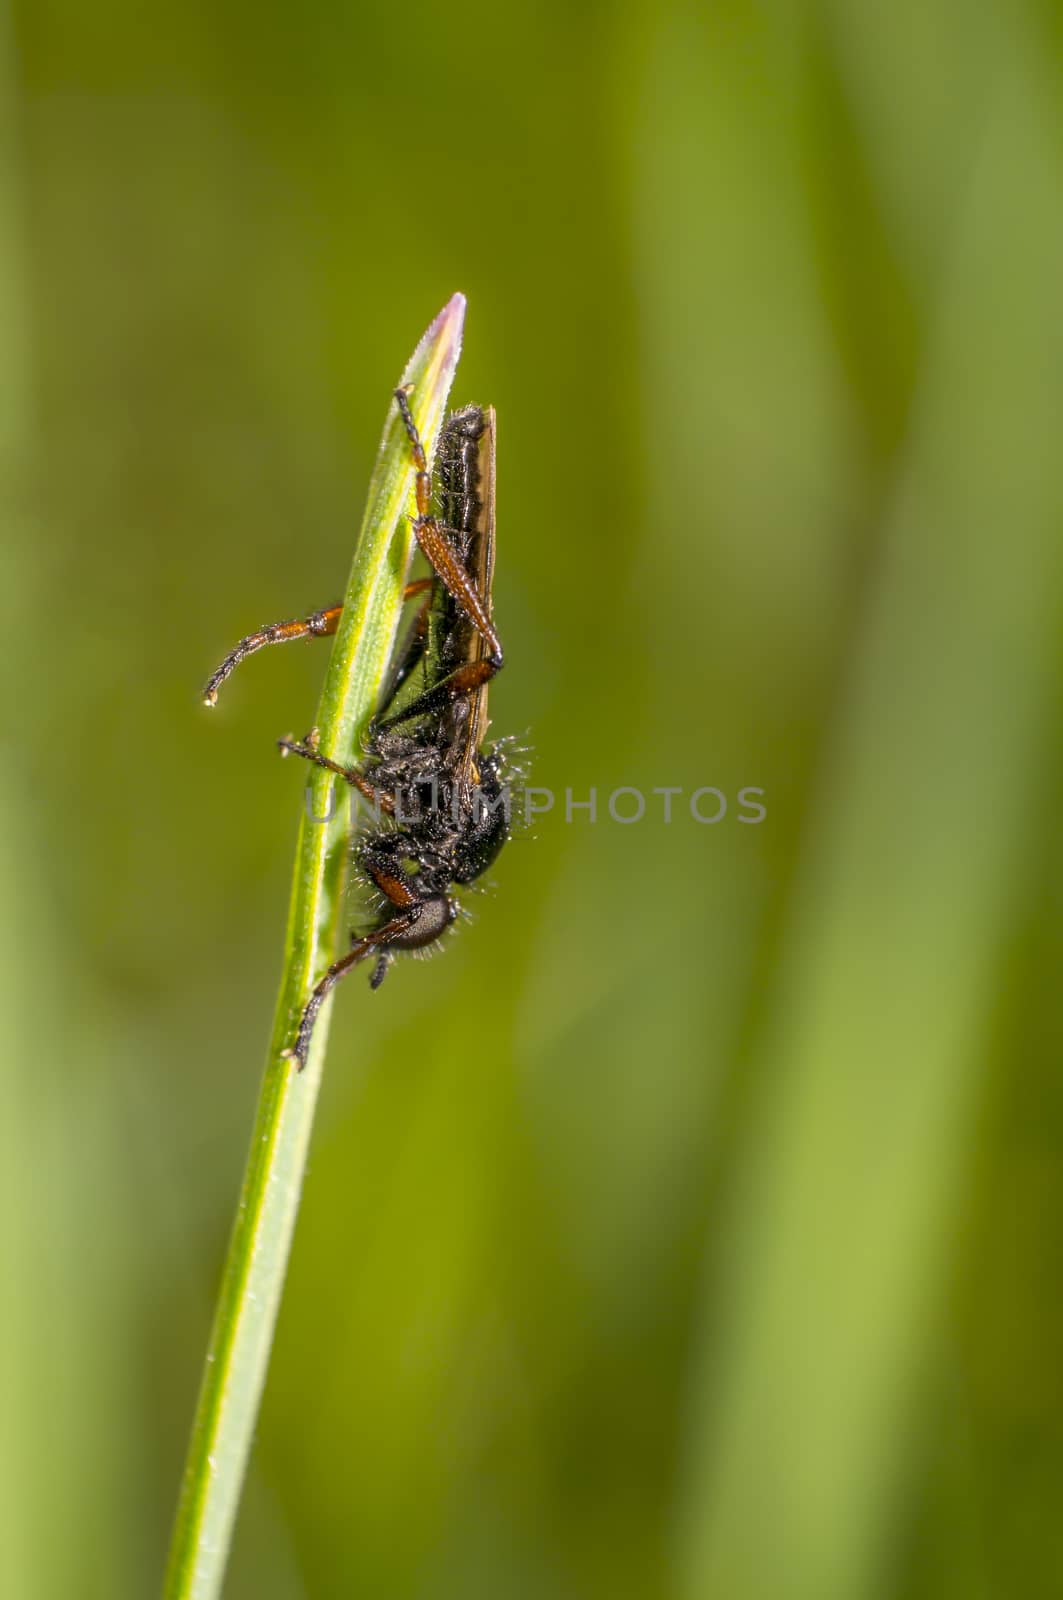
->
[[459, 405, 496, 787]]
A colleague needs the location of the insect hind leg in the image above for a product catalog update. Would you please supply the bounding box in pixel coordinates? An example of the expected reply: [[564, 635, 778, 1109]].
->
[[203, 605, 343, 707]]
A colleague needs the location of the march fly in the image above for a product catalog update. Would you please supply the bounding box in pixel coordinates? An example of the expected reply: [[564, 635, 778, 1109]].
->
[[203, 388, 512, 1067]]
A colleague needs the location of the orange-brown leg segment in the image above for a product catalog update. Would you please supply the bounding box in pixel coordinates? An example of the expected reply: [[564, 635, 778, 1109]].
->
[[283, 850, 431, 1067], [401, 577, 434, 601], [411, 517, 503, 664], [203, 580, 432, 708], [203, 604, 342, 706], [374, 655, 498, 732], [394, 387, 503, 665], [383, 388, 505, 734]]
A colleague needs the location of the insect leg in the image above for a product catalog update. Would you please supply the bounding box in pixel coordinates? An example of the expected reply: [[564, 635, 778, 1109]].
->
[[372, 656, 497, 732], [284, 842, 429, 1067], [283, 914, 417, 1068], [410, 518, 503, 665], [203, 580, 432, 708], [393, 387, 504, 668], [203, 605, 342, 706], [276, 734, 394, 814]]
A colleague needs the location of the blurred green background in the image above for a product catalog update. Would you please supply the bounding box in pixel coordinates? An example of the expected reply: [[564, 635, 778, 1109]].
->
[[4, 1, 1063, 1596]]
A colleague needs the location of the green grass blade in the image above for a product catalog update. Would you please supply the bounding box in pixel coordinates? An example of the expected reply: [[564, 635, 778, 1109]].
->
[[163, 292, 466, 1600]]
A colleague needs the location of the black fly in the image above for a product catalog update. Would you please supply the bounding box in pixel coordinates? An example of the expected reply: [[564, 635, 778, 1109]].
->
[[203, 388, 510, 1067]]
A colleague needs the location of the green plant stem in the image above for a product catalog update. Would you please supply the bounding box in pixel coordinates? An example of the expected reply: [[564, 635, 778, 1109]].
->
[[163, 294, 466, 1600]]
